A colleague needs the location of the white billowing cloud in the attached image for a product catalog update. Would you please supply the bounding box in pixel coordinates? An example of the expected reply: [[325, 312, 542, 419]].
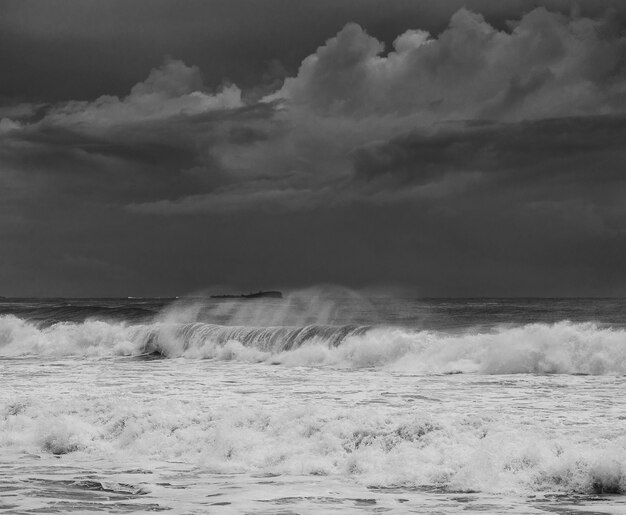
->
[[45, 58, 243, 127], [270, 8, 626, 121]]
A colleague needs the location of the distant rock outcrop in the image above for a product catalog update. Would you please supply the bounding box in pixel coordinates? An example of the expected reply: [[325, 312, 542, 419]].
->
[[210, 290, 283, 299]]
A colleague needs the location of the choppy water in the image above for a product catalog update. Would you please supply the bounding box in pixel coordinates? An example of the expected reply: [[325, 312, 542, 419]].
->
[[1, 292, 625, 514]]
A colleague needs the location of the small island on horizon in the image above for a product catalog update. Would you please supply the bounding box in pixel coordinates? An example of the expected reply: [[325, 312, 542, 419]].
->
[[210, 290, 283, 299]]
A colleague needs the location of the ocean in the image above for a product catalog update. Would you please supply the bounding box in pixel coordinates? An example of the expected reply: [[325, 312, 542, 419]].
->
[[1, 291, 625, 514]]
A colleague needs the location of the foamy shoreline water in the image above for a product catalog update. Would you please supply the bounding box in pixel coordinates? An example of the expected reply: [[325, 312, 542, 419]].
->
[[2, 357, 626, 514]]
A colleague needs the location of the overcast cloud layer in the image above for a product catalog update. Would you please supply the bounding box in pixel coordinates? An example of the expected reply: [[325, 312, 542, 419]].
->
[[1, 1, 625, 296]]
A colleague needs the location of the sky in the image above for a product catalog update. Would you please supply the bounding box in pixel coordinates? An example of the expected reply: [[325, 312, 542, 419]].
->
[[1, 0, 625, 297]]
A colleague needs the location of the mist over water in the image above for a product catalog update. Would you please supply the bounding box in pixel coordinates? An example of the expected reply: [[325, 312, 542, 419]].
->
[[1, 290, 625, 513]]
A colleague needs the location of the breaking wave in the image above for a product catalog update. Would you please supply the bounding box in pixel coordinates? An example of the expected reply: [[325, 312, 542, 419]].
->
[[3, 397, 626, 496], [1, 315, 625, 375]]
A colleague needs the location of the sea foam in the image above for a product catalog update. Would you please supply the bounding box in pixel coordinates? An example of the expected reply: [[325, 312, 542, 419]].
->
[[2, 394, 625, 496]]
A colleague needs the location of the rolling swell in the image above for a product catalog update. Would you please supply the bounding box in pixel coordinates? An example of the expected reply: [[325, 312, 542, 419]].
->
[[9, 305, 156, 325], [0, 299, 162, 325]]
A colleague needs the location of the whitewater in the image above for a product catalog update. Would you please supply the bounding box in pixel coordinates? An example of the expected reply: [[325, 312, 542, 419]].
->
[[1, 293, 625, 514]]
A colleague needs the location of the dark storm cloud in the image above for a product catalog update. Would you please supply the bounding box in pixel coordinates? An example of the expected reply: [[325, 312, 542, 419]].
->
[[353, 116, 626, 188], [125, 7, 626, 214], [350, 116, 626, 244], [1, 3, 626, 296], [0, 59, 279, 212]]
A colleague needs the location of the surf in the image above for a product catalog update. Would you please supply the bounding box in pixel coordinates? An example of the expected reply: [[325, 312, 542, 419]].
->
[[1, 314, 625, 375]]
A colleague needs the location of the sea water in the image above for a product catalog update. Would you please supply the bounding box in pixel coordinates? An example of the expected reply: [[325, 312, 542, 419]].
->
[[1, 292, 625, 514]]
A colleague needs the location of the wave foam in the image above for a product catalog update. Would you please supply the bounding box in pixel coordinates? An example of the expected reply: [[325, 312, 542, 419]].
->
[[3, 398, 625, 496]]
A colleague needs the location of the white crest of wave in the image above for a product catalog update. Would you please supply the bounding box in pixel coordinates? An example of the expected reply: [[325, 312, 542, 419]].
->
[[343, 322, 626, 375], [263, 322, 626, 375]]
